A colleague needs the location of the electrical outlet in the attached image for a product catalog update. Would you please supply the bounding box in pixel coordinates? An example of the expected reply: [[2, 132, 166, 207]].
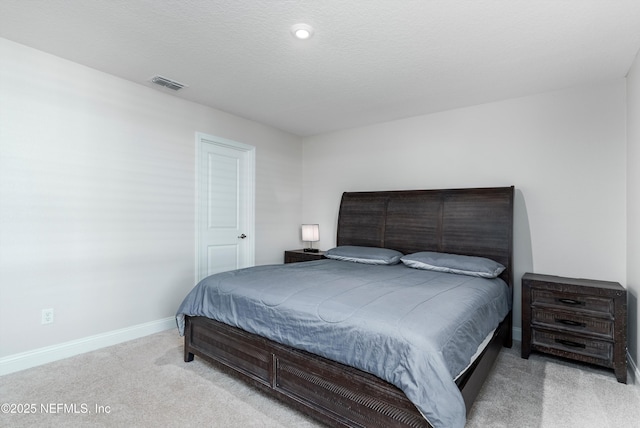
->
[[42, 308, 54, 325]]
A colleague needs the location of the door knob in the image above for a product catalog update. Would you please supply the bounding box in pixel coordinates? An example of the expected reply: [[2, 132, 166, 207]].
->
[[238, 234, 247, 239]]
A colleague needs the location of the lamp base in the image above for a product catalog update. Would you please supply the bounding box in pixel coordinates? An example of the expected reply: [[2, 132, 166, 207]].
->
[[303, 248, 319, 253]]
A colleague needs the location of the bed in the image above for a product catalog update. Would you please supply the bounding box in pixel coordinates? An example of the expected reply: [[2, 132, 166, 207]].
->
[[177, 186, 514, 428]]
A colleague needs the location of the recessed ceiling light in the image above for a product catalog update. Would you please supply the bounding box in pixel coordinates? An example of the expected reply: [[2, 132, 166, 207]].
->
[[291, 23, 314, 40]]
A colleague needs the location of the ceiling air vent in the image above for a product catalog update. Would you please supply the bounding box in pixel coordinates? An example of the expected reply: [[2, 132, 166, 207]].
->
[[149, 75, 187, 91]]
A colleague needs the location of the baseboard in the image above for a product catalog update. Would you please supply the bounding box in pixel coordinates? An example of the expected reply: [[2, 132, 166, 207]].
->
[[512, 326, 522, 343], [628, 350, 640, 386], [0, 317, 175, 376]]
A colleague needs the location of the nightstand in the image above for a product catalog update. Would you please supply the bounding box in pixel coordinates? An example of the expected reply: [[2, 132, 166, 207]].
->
[[284, 249, 326, 264], [521, 273, 627, 383]]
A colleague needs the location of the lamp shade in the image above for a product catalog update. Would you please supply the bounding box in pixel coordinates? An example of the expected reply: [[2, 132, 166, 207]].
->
[[301, 224, 320, 242]]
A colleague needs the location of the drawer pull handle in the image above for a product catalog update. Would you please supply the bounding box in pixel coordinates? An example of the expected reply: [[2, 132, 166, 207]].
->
[[557, 298, 584, 306], [555, 338, 586, 349], [556, 319, 585, 327]]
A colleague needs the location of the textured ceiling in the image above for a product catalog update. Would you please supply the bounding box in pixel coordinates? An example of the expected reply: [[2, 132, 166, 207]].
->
[[1, 1, 640, 136]]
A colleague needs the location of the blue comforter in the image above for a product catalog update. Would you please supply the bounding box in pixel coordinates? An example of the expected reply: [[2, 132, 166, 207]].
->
[[176, 259, 510, 428]]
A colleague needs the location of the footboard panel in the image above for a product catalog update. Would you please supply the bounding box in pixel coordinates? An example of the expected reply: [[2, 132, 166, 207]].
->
[[274, 345, 428, 428], [186, 316, 273, 386]]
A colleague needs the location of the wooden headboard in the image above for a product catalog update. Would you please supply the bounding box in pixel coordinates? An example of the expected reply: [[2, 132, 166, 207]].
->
[[336, 186, 514, 287]]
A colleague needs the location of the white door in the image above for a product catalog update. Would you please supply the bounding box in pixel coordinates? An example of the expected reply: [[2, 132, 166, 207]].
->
[[197, 133, 255, 281]]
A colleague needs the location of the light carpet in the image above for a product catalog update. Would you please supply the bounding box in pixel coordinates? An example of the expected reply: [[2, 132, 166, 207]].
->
[[1, 330, 638, 427]]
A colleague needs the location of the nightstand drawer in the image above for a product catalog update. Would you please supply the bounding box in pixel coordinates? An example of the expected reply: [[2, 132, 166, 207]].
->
[[531, 289, 614, 315], [531, 308, 614, 339], [531, 329, 613, 362], [286, 253, 316, 263], [284, 250, 326, 264]]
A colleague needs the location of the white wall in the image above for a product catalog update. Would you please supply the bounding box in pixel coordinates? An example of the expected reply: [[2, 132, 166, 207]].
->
[[0, 38, 303, 359], [302, 80, 628, 339], [627, 49, 640, 373]]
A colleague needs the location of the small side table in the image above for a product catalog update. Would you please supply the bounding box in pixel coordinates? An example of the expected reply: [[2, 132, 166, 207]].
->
[[521, 272, 627, 383], [284, 249, 326, 264]]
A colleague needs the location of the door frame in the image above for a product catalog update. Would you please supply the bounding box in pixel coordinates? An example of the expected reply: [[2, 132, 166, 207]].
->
[[195, 132, 256, 281]]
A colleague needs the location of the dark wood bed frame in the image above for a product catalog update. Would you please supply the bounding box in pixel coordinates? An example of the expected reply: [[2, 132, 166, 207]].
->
[[183, 186, 514, 427]]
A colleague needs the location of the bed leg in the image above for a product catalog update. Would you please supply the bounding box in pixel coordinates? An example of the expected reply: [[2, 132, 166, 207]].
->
[[183, 316, 195, 362]]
